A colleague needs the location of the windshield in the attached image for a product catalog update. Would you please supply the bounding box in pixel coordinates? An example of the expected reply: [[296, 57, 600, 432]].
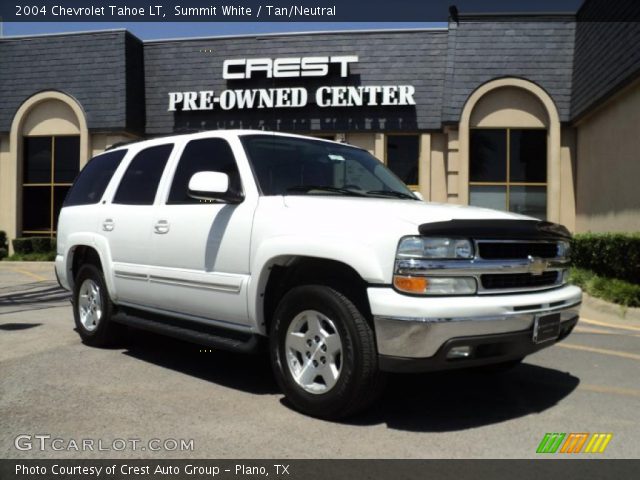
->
[[240, 134, 417, 199]]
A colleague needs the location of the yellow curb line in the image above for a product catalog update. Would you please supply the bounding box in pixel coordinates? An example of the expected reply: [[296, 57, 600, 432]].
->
[[10, 267, 48, 282], [574, 326, 619, 335], [556, 342, 640, 361], [574, 326, 640, 338], [580, 317, 640, 333], [579, 384, 640, 399]]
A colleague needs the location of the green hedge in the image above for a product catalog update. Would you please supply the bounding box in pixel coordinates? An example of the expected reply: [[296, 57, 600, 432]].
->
[[0, 230, 7, 260], [569, 268, 640, 308], [11, 237, 56, 255], [571, 233, 640, 285], [31, 237, 56, 253], [12, 237, 33, 254]]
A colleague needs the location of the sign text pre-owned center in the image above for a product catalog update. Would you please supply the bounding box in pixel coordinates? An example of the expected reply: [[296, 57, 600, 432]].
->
[[168, 55, 417, 111]]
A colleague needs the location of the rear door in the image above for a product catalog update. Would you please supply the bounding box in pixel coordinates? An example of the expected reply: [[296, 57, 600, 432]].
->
[[102, 143, 174, 306], [148, 136, 256, 326]]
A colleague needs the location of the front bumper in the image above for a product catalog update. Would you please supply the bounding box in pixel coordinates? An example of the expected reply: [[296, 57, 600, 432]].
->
[[368, 284, 581, 372]]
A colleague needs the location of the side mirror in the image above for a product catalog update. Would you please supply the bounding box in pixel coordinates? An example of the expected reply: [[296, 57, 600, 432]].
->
[[188, 171, 243, 203]]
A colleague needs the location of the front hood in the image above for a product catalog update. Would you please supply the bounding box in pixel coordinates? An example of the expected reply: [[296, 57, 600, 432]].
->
[[282, 196, 532, 228]]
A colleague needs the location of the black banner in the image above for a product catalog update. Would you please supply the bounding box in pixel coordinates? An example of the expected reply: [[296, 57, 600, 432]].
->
[[0, 0, 587, 23], [1, 460, 638, 480]]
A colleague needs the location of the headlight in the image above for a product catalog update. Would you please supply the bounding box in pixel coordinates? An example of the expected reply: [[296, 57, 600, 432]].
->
[[394, 236, 476, 295], [557, 241, 571, 259], [397, 236, 474, 259], [393, 275, 477, 295]]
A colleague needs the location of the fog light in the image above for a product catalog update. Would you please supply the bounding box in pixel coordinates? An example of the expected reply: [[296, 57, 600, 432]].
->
[[447, 346, 473, 359]]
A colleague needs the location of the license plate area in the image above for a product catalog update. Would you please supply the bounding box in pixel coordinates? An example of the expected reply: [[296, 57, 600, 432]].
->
[[533, 313, 561, 343]]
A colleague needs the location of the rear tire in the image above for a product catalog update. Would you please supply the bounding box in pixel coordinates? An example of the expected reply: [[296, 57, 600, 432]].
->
[[73, 264, 120, 347], [270, 285, 386, 420]]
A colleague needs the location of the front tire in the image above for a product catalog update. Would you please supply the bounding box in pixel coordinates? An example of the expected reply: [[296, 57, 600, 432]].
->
[[270, 285, 385, 419], [73, 264, 120, 347]]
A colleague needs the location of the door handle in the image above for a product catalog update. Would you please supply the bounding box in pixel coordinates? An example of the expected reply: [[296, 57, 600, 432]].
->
[[102, 219, 115, 232], [154, 220, 170, 234]]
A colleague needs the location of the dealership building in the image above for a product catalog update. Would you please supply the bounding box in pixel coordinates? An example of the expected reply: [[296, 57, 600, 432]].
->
[[0, 0, 639, 247]]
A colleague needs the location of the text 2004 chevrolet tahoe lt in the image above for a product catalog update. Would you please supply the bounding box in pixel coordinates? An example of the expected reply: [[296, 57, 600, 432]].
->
[[55, 130, 581, 419]]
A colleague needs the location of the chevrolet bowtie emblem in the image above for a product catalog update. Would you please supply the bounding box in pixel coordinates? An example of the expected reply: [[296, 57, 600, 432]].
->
[[527, 255, 548, 276]]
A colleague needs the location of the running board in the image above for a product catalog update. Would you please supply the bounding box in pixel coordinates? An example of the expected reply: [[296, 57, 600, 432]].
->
[[112, 307, 264, 354]]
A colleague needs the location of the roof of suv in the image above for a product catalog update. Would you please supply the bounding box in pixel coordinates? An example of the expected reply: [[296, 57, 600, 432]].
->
[[106, 130, 343, 153]]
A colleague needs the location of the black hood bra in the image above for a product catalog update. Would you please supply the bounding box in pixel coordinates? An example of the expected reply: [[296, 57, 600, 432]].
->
[[418, 219, 572, 241]]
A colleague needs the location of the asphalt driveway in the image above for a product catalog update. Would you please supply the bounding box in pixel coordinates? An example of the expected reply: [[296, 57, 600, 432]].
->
[[1, 262, 638, 458]]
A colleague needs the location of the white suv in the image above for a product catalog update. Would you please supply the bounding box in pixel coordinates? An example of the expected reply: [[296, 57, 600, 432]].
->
[[56, 130, 581, 419]]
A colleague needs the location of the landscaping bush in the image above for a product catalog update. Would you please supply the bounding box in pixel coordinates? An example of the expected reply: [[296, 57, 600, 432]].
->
[[10, 237, 56, 256], [569, 267, 640, 308], [571, 233, 640, 285], [30, 237, 56, 253], [12, 237, 33, 254], [0, 230, 7, 260], [8, 251, 56, 261]]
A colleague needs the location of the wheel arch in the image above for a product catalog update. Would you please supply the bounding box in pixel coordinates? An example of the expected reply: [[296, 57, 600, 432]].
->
[[64, 234, 116, 298], [253, 252, 377, 336]]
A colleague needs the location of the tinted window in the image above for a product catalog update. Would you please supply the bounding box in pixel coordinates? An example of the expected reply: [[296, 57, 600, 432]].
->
[[168, 138, 241, 204], [470, 129, 507, 182], [241, 135, 414, 197], [22, 187, 51, 231], [386, 135, 419, 185], [469, 185, 507, 212], [114, 144, 173, 205], [509, 129, 547, 183], [24, 137, 52, 183], [54, 136, 80, 183], [509, 186, 547, 220], [64, 150, 127, 207]]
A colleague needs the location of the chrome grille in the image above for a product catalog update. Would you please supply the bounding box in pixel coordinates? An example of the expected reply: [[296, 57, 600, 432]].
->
[[394, 238, 569, 295], [481, 271, 559, 290], [478, 241, 559, 259]]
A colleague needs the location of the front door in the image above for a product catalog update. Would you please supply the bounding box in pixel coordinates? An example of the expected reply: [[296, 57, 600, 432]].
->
[[148, 137, 255, 327]]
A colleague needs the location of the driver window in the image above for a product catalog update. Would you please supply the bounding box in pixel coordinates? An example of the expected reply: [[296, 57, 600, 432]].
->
[[167, 138, 242, 204]]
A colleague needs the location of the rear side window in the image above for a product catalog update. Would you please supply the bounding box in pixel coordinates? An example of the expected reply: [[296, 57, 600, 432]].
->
[[64, 150, 127, 207], [167, 138, 241, 204], [113, 144, 173, 205]]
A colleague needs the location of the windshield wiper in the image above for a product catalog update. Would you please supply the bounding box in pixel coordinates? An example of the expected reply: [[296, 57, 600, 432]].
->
[[286, 185, 368, 197], [366, 190, 418, 200]]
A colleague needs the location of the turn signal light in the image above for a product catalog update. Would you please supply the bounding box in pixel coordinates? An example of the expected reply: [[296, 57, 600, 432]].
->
[[393, 275, 477, 295], [393, 275, 428, 294]]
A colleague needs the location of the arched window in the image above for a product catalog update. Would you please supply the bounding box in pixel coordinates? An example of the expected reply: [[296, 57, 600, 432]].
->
[[459, 79, 562, 222], [10, 92, 88, 238], [469, 87, 548, 219]]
